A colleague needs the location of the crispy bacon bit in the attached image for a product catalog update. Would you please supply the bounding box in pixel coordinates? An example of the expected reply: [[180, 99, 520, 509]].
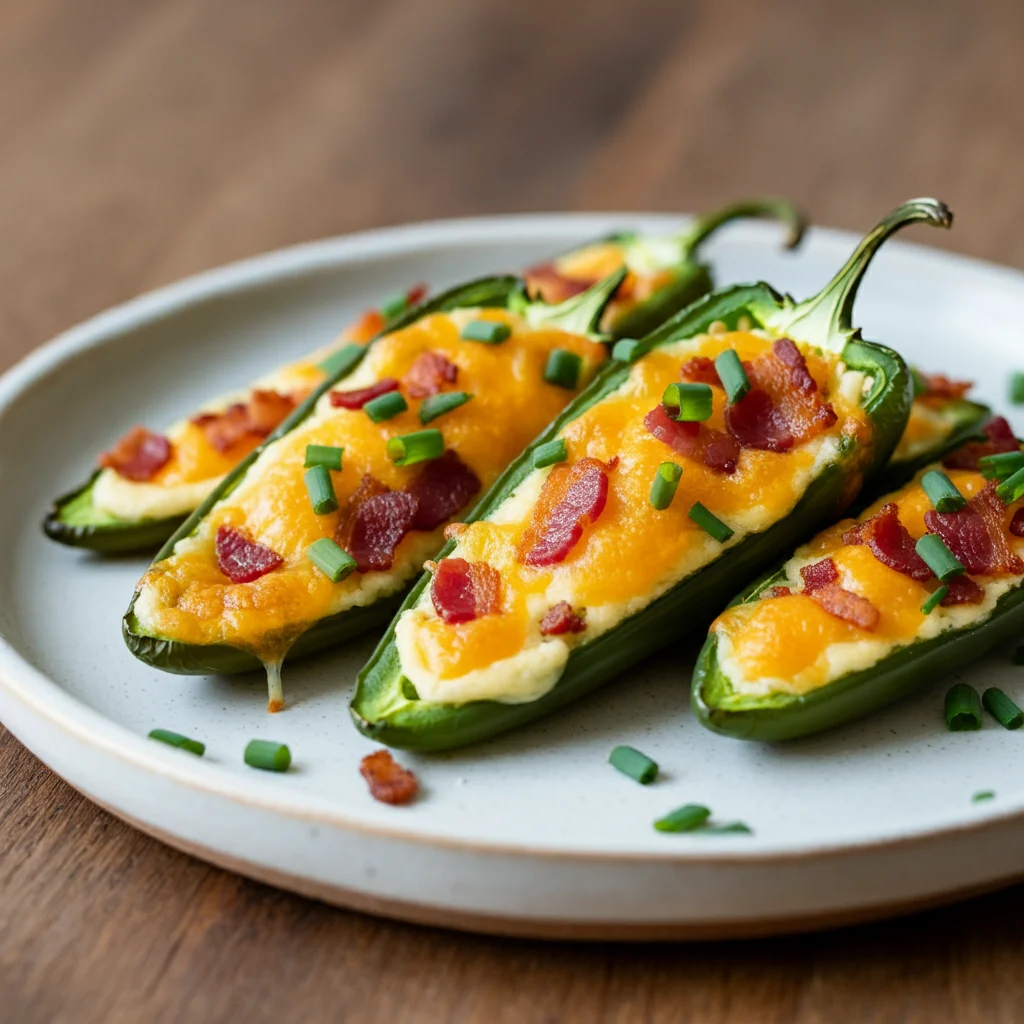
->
[[192, 390, 295, 453], [339, 484, 419, 573], [246, 389, 295, 436], [519, 457, 611, 567], [940, 575, 985, 606], [406, 450, 481, 531], [430, 557, 501, 624], [811, 584, 880, 632], [405, 351, 458, 398], [726, 389, 794, 452], [328, 377, 400, 409], [1011, 509, 1024, 537], [944, 417, 1019, 471], [768, 585, 792, 598], [540, 601, 586, 635], [916, 371, 972, 406], [523, 261, 595, 304], [98, 426, 172, 481], [924, 483, 1024, 576], [643, 405, 739, 475], [404, 283, 428, 308], [680, 356, 721, 386], [800, 558, 839, 593], [359, 749, 419, 806], [215, 526, 283, 583], [843, 503, 933, 582]]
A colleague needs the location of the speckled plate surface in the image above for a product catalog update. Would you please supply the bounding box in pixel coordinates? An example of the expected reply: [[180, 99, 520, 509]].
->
[[2, 214, 1024, 939]]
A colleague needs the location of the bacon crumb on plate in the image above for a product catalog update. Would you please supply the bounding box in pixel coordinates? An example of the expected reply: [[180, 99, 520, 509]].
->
[[360, 749, 419, 805]]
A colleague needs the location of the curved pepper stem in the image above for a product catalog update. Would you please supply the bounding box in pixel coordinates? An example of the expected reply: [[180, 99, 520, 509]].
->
[[679, 196, 808, 255], [513, 266, 628, 337], [770, 198, 953, 351]]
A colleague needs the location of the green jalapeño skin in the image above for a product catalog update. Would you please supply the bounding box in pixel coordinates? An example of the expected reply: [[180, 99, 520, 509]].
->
[[351, 199, 951, 752]]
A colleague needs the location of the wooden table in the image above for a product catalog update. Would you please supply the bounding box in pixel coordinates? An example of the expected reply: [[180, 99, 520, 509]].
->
[[2, 0, 1023, 1020]]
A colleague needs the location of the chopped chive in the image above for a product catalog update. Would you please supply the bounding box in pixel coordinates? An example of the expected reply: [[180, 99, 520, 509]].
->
[[654, 804, 711, 833], [304, 444, 343, 470], [304, 465, 338, 515], [973, 790, 996, 802], [609, 745, 658, 785], [980, 451, 1024, 481], [307, 537, 357, 582], [364, 390, 408, 423], [915, 533, 964, 581], [911, 367, 929, 398], [148, 729, 204, 756], [461, 319, 511, 344], [982, 687, 1024, 730], [945, 683, 982, 731], [317, 342, 364, 377], [662, 382, 713, 422], [698, 822, 753, 835], [1010, 373, 1024, 405], [543, 349, 583, 389], [379, 291, 410, 320], [995, 466, 1024, 505], [419, 391, 472, 425], [244, 739, 291, 772], [714, 349, 750, 403], [649, 462, 682, 510], [689, 502, 734, 543], [1014, 645, 1024, 665], [612, 338, 641, 363], [387, 429, 444, 466], [921, 470, 966, 513], [533, 438, 567, 469], [921, 585, 949, 615]]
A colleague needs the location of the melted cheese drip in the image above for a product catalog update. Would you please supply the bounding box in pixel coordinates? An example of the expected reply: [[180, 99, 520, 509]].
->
[[395, 330, 869, 705], [133, 309, 606, 669], [713, 469, 1024, 698]]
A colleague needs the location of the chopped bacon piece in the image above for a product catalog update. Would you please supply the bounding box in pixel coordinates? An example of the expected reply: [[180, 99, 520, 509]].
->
[[347, 309, 387, 344], [523, 261, 595, 304], [680, 356, 721, 386], [519, 457, 611, 567], [338, 483, 419, 573], [359, 750, 419, 806], [915, 371, 972, 406], [406, 450, 481, 531], [328, 377, 400, 409], [246, 389, 295, 436], [540, 601, 586, 635], [430, 557, 502, 625], [811, 584, 880, 632], [1011, 509, 1024, 537], [768, 585, 792, 598], [192, 389, 295, 453], [404, 283, 428, 308], [843, 503, 933, 582], [924, 483, 1024, 576], [405, 351, 458, 398], [800, 558, 839, 593], [98, 426, 172, 482], [726, 388, 795, 452], [215, 526, 283, 583], [940, 575, 985, 606], [944, 417, 1019, 470], [643, 405, 739, 475]]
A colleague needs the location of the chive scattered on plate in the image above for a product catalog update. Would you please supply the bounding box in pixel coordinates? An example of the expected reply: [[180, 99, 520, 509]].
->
[[698, 822, 753, 835], [317, 342, 363, 377], [304, 444, 344, 471], [944, 683, 982, 731], [387, 429, 444, 466], [915, 533, 964, 581], [148, 729, 205, 756], [972, 790, 995, 803], [688, 502, 734, 543], [982, 687, 1024, 730], [461, 319, 510, 344], [419, 391, 472, 425], [662, 382, 713, 423], [1009, 372, 1024, 405], [921, 585, 949, 615], [649, 462, 682, 510], [244, 739, 292, 772], [714, 349, 750, 403], [995, 465, 1024, 505], [654, 804, 711, 833], [921, 469, 966, 513], [533, 438, 567, 469], [609, 745, 658, 785], [543, 349, 582, 389], [304, 465, 338, 515], [307, 537, 357, 582], [364, 390, 408, 423], [612, 338, 641, 363]]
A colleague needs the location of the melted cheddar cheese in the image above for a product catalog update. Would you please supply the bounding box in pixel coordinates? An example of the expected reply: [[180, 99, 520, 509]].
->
[[890, 398, 960, 464], [132, 309, 606, 662], [712, 468, 1024, 698], [395, 328, 871, 706]]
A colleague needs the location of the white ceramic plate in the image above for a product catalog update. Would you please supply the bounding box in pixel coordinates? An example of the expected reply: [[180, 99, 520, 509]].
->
[[3, 213, 1024, 940]]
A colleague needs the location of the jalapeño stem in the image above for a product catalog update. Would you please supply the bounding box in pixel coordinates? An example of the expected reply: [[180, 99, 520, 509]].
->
[[678, 197, 808, 254]]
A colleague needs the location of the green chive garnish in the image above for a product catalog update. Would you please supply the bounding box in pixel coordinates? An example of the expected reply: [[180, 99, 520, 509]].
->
[[304, 465, 338, 515], [419, 391, 472, 425], [543, 349, 582, 389], [304, 444, 344, 470], [979, 451, 1024, 481], [379, 291, 410, 320], [612, 338, 641, 363], [461, 319, 511, 344], [921, 585, 949, 615], [649, 462, 682, 510], [654, 804, 711, 833], [244, 739, 292, 772], [973, 790, 996, 802], [995, 466, 1024, 505], [609, 745, 658, 785], [944, 683, 982, 731], [533, 438, 567, 469], [915, 533, 964, 581], [307, 537, 357, 582], [1010, 373, 1024, 405], [148, 729, 205, 756], [317, 342, 363, 377], [921, 470, 966, 513], [662, 382, 713, 422], [714, 349, 750, 403], [387, 429, 444, 466], [364, 390, 408, 423], [689, 502, 734, 543], [698, 822, 753, 835], [982, 687, 1024, 730]]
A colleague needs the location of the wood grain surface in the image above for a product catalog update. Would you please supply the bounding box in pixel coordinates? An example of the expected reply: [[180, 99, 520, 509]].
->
[[2, 0, 1023, 1020]]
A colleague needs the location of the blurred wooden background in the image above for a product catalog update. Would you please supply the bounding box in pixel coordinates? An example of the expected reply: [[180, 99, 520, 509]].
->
[[2, 0, 1023, 1021]]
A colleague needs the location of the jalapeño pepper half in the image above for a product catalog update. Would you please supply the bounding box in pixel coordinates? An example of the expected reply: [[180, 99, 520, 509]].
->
[[351, 200, 950, 751]]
